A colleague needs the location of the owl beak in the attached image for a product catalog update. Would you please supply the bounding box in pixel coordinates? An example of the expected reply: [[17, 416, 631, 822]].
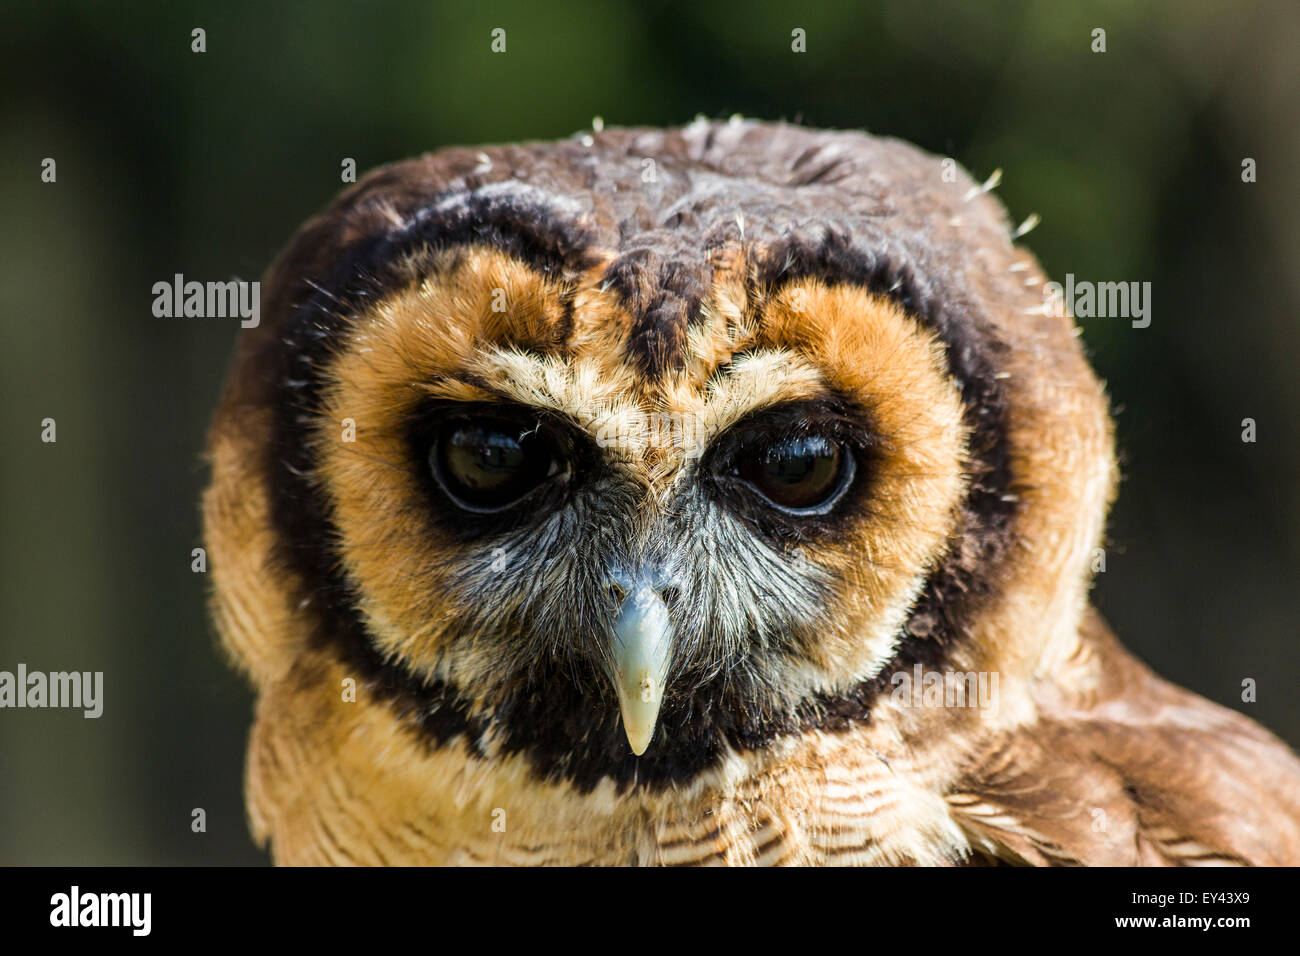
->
[[610, 580, 674, 756]]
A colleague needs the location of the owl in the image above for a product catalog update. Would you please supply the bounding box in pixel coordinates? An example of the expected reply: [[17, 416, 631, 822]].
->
[[204, 120, 1300, 865]]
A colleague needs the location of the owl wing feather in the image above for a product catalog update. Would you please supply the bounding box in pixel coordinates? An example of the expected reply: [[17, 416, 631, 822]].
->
[[949, 609, 1300, 866]]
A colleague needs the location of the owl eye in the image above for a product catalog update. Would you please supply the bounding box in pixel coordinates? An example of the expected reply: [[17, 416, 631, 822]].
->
[[734, 435, 854, 513], [429, 417, 563, 513]]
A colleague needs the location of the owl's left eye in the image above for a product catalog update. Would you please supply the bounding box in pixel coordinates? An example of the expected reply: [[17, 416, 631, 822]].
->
[[429, 417, 563, 513], [733, 435, 855, 514]]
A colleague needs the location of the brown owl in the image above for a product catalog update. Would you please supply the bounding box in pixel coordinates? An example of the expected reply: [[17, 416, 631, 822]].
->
[[203, 120, 1300, 865]]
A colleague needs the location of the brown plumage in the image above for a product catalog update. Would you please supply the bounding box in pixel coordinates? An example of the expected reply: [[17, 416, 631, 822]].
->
[[203, 120, 1300, 865]]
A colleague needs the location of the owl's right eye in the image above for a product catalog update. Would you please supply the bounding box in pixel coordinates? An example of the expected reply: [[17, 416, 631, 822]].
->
[[429, 417, 563, 513]]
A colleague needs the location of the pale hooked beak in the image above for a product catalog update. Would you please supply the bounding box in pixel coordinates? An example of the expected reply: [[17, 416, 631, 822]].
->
[[609, 572, 675, 756]]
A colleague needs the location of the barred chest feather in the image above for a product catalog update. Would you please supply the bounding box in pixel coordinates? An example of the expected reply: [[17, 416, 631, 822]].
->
[[245, 653, 984, 866]]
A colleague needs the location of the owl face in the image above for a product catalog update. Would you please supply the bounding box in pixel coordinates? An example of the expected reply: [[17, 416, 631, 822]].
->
[[207, 122, 1117, 844], [305, 238, 970, 781]]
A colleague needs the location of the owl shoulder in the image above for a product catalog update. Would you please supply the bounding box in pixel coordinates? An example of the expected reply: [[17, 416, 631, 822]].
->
[[948, 608, 1300, 865]]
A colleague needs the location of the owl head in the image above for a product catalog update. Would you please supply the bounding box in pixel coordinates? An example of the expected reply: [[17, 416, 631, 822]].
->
[[205, 121, 1113, 816]]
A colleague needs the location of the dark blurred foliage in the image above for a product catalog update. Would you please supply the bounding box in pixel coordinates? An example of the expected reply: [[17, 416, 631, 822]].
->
[[2, 1, 1297, 864]]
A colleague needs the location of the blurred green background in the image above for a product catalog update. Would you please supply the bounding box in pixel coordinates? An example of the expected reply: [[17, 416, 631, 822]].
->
[[3, 0, 1297, 864]]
